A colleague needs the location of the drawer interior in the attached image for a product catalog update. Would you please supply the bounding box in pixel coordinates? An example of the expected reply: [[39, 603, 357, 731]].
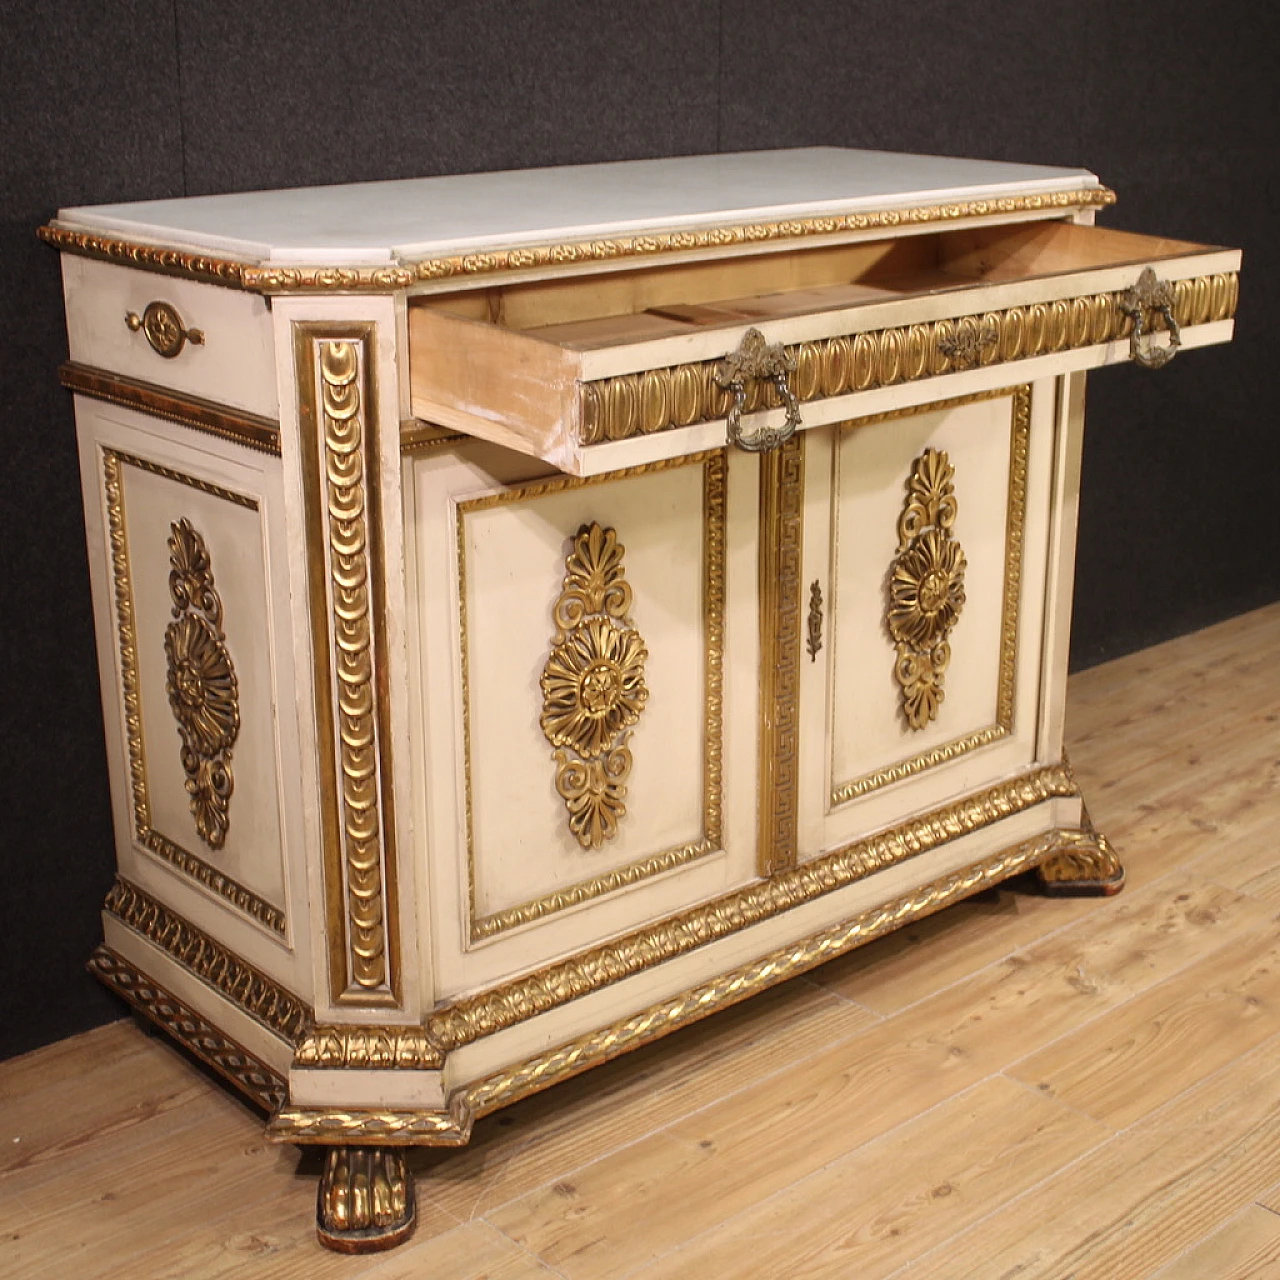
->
[[410, 221, 1213, 352], [407, 218, 1235, 473]]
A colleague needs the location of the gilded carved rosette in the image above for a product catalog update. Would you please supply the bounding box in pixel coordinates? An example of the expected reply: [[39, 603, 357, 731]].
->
[[163, 519, 240, 848], [540, 524, 649, 849], [887, 449, 967, 729]]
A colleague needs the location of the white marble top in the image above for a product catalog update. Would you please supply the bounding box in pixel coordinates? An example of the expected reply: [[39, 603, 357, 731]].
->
[[56, 148, 1100, 267]]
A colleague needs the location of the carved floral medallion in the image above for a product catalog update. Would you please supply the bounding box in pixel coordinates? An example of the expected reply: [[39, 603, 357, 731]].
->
[[887, 449, 966, 729], [164, 518, 239, 847], [540, 524, 648, 849]]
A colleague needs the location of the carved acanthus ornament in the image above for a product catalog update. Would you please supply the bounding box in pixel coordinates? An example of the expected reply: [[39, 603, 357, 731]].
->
[[164, 519, 240, 848], [540, 523, 649, 849], [887, 449, 967, 729], [937, 320, 998, 369]]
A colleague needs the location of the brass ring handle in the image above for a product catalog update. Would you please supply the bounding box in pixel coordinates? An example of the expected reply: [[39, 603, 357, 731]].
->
[[125, 301, 205, 359], [1117, 267, 1181, 370], [714, 328, 803, 452]]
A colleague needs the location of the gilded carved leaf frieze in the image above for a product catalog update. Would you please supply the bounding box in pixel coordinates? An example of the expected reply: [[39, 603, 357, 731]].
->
[[887, 449, 967, 729], [539, 523, 649, 849], [164, 519, 240, 848]]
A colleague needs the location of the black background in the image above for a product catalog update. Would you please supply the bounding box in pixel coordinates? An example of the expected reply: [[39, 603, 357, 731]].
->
[[2, 1, 1276, 1060]]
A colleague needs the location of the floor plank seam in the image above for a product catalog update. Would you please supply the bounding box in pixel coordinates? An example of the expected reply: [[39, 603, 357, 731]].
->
[[489, 1219, 574, 1279], [877, 1125, 1131, 1280], [598, 1082, 1001, 1280], [998, 1071, 1115, 1131], [801, 977, 885, 1022], [998, 908, 1280, 1061], [457, 1010, 879, 1225], [836, 861, 1197, 1026]]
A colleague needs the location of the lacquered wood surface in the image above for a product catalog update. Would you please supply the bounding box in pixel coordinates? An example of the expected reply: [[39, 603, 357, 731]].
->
[[3, 601, 1277, 1278]]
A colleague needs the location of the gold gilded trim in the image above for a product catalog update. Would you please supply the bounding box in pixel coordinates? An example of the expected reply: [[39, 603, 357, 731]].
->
[[409, 189, 1118, 285], [40, 189, 1117, 294], [102, 449, 285, 934], [758, 434, 805, 875], [267, 1097, 474, 1146], [539, 523, 650, 849], [580, 270, 1239, 445], [60, 363, 281, 455], [88, 945, 289, 1112], [887, 448, 967, 729], [830, 387, 1029, 804], [38, 225, 256, 289], [463, 824, 1104, 1118], [104, 878, 310, 1042], [296, 326, 400, 1005], [458, 451, 727, 942], [428, 763, 1077, 1050], [295, 1026, 445, 1070]]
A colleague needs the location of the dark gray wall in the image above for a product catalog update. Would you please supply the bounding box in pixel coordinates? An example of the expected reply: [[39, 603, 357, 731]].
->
[[3, 1, 1276, 1060]]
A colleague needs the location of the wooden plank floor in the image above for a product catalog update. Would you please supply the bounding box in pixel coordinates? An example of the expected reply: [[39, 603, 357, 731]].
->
[[3, 602, 1278, 1279]]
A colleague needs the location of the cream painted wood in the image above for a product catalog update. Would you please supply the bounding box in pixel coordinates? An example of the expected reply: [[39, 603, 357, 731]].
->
[[403, 438, 763, 998], [288, 1066, 447, 1111], [796, 383, 1056, 857], [61, 256, 278, 416], [73, 398, 311, 993], [1037, 372, 1089, 764]]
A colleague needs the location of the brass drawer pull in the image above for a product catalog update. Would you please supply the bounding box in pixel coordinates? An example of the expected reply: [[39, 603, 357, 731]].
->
[[714, 328, 802, 452], [1118, 267, 1181, 370], [125, 301, 205, 359]]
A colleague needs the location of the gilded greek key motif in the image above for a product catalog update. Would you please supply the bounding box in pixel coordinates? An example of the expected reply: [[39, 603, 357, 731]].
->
[[164, 519, 240, 848], [540, 524, 649, 849], [887, 450, 967, 729], [758, 436, 805, 874]]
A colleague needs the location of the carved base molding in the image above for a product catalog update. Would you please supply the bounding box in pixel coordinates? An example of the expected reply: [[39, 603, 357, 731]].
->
[[87, 945, 288, 1112], [268, 1098, 473, 1146], [266, 821, 1110, 1146], [104, 878, 310, 1042], [316, 1146, 416, 1254]]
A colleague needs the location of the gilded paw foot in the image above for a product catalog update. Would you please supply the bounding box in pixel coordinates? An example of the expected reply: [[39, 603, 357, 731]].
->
[[316, 1145, 415, 1253]]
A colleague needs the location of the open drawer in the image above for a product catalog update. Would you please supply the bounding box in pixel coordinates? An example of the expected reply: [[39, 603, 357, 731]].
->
[[408, 220, 1241, 474]]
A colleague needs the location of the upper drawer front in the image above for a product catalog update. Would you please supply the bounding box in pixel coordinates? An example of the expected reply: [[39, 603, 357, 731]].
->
[[409, 222, 1241, 476], [61, 256, 278, 417]]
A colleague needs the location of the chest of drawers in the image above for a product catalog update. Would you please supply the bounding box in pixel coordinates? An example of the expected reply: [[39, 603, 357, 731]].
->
[[44, 148, 1240, 1251]]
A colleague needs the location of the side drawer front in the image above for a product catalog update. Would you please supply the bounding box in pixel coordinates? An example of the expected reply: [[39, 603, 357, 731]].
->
[[62, 256, 278, 416], [75, 397, 308, 987], [404, 439, 761, 998], [797, 382, 1058, 858]]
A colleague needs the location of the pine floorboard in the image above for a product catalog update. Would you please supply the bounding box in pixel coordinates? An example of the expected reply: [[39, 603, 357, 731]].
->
[[2, 601, 1277, 1279]]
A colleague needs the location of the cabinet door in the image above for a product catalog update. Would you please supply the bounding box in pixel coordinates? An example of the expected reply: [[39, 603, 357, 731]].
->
[[403, 440, 761, 997], [796, 382, 1058, 858]]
